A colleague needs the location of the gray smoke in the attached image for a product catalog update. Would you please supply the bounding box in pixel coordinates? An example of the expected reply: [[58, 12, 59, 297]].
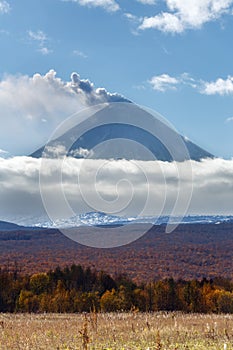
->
[[0, 70, 130, 155]]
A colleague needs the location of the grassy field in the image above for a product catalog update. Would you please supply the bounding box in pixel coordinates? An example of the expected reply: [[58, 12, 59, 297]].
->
[[0, 312, 232, 349]]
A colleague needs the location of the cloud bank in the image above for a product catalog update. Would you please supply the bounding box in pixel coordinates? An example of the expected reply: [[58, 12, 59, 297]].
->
[[0, 70, 128, 155], [0, 157, 233, 225]]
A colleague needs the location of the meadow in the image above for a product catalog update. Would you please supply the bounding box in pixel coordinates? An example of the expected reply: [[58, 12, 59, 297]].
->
[[0, 312, 232, 350]]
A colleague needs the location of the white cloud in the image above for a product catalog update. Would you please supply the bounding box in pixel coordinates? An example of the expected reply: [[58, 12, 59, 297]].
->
[[0, 1, 10, 14], [0, 149, 9, 158], [38, 47, 53, 55], [124, 13, 142, 35], [69, 147, 93, 158], [43, 144, 68, 158], [28, 30, 53, 55], [137, 0, 156, 4], [139, 0, 233, 33], [73, 50, 88, 58], [180, 73, 198, 88], [226, 117, 233, 122], [149, 74, 180, 91], [201, 76, 233, 95], [0, 70, 128, 155], [28, 30, 47, 43], [65, 0, 120, 12], [1, 157, 233, 225], [124, 13, 139, 21], [148, 72, 233, 94], [140, 12, 184, 32]]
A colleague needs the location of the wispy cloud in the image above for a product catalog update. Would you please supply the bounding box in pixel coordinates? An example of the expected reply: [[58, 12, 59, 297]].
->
[[162, 46, 171, 55], [28, 30, 53, 55], [0, 0, 10, 14], [124, 13, 139, 21], [64, 0, 120, 12], [0, 29, 9, 35], [133, 84, 146, 90], [73, 49, 88, 58], [38, 47, 53, 55], [226, 117, 233, 123], [0, 148, 9, 156], [28, 30, 47, 43], [139, 0, 233, 33], [136, 0, 156, 4], [124, 13, 143, 35]]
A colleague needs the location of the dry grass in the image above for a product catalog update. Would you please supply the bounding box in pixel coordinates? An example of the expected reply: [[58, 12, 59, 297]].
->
[[0, 312, 232, 349]]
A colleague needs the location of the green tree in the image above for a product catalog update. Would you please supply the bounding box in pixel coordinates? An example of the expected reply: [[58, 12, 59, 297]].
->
[[100, 289, 119, 312], [18, 290, 39, 312], [29, 273, 50, 295]]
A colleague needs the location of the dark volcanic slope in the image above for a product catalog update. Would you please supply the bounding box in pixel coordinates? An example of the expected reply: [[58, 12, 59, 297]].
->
[[31, 104, 213, 161], [0, 223, 232, 282]]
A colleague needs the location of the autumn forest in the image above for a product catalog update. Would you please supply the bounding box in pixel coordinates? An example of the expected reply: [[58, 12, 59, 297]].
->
[[1, 264, 233, 314]]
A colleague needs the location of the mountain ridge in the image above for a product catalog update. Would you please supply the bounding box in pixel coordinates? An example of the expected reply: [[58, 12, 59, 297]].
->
[[1, 213, 233, 230]]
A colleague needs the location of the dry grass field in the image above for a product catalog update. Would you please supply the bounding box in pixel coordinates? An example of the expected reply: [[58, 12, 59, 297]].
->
[[0, 312, 232, 349]]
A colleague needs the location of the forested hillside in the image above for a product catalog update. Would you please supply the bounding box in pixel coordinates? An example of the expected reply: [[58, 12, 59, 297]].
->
[[0, 223, 232, 281]]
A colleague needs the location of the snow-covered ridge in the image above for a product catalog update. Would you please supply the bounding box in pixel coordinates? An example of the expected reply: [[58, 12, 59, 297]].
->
[[4, 212, 233, 229]]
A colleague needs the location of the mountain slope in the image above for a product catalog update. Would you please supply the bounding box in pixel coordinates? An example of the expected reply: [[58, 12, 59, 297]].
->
[[31, 103, 213, 161], [0, 221, 25, 231]]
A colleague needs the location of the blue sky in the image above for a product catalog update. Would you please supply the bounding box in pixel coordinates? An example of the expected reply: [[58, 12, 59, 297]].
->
[[1, 0, 233, 158]]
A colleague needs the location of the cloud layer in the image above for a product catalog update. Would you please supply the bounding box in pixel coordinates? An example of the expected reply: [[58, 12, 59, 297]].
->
[[0, 70, 128, 155], [0, 157, 233, 225]]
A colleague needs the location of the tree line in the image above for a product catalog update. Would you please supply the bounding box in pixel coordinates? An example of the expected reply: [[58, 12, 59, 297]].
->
[[0, 264, 233, 313]]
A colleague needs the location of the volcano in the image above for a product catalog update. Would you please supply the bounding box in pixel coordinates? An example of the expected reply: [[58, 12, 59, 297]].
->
[[31, 102, 213, 161]]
